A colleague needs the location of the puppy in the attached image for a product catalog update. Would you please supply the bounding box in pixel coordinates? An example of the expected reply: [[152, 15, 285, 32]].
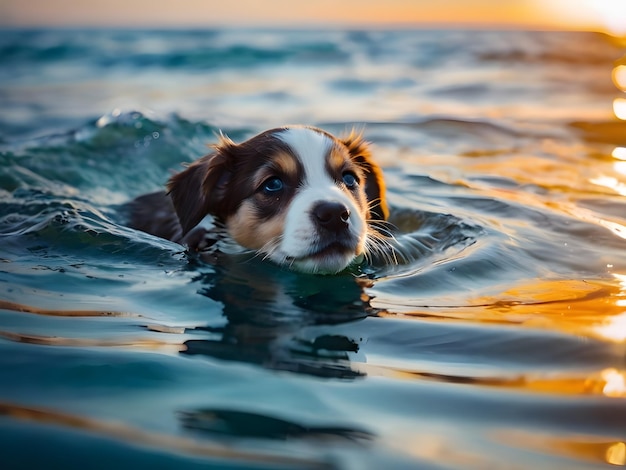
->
[[129, 126, 389, 274]]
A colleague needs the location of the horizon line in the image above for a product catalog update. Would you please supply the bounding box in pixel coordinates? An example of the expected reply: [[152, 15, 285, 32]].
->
[[0, 21, 611, 34]]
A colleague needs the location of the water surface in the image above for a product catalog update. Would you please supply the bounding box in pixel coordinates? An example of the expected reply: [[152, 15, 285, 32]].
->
[[1, 29, 625, 469]]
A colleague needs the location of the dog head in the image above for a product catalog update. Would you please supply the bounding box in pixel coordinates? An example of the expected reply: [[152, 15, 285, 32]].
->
[[167, 126, 388, 274]]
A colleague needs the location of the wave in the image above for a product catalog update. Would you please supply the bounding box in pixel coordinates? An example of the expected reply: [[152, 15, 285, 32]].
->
[[0, 110, 487, 282], [0, 29, 349, 72], [1, 109, 218, 198]]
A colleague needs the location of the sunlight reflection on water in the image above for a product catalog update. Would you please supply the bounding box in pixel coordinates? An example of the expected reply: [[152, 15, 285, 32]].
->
[[1, 28, 626, 470]]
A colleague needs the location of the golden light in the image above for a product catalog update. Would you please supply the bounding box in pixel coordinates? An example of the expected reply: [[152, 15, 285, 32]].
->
[[613, 98, 626, 120], [589, 175, 626, 197], [594, 311, 626, 342], [606, 442, 626, 466], [612, 65, 626, 91], [534, 0, 626, 35], [614, 161, 626, 177], [593, 274, 626, 342], [601, 368, 626, 397], [0, 0, 623, 31], [612, 147, 626, 160], [591, 0, 626, 36]]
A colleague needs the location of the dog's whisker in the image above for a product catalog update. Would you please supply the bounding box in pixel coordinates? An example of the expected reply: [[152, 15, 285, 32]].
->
[[367, 217, 397, 235], [366, 197, 384, 208], [255, 236, 283, 262], [364, 228, 402, 266]]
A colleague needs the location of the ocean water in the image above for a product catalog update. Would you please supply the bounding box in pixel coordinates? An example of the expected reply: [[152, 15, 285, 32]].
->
[[1, 28, 625, 469]]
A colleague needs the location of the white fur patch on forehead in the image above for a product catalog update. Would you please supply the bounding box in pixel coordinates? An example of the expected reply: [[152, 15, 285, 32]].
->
[[276, 127, 333, 186]]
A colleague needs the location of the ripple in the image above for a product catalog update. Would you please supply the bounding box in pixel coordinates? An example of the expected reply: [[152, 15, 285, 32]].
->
[[1, 109, 218, 197], [0, 401, 328, 468]]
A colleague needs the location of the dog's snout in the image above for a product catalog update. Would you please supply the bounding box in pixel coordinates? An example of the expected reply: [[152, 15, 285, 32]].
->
[[312, 201, 351, 232]]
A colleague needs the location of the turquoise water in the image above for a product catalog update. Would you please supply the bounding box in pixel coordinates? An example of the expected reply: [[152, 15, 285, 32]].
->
[[1, 29, 626, 469]]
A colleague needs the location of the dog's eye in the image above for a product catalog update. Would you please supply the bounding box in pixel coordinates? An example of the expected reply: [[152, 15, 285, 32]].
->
[[342, 171, 359, 189], [262, 177, 284, 194]]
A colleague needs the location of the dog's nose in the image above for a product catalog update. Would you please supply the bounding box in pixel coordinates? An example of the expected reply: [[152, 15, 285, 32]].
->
[[312, 201, 351, 232]]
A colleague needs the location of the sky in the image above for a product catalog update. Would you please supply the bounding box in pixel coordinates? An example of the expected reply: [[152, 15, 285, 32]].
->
[[0, 0, 625, 35]]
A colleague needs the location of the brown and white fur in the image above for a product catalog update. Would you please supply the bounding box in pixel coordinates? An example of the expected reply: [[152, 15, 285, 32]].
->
[[129, 126, 390, 274]]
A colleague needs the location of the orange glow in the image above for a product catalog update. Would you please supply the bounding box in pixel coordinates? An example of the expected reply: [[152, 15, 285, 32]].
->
[[0, 0, 623, 31], [595, 312, 626, 342], [361, 361, 626, 398], [613, 147, 626, 161], [422, 150, 626, 243], [593, 274, 626, 342], [613, 98, 626, 120], [615, 161, 626, 177], [612, 65, 626, 91], [589, 0, 626, 36], [495, 431, 626, 467], [533, 0, 626, 35], [601, 368, 626, 397], [607, 442, 626, 466], [590, 175, 626, 198], [377, 276, 626, 343]]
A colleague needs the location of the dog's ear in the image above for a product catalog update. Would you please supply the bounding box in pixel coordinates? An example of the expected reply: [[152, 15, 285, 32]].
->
[[167, 137, 235, 236], [342, 131, 389, 221]]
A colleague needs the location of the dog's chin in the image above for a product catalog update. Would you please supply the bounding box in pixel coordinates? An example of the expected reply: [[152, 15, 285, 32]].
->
[[279, 242, 362, 275]]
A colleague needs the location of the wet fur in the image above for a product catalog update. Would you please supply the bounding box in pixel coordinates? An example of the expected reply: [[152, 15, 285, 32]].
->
[[129, 126, 390, 274]]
